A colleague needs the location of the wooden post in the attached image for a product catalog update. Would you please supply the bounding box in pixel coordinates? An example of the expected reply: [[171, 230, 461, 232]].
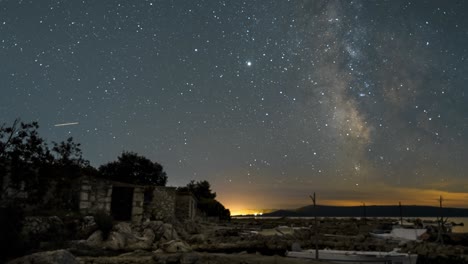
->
[[362, 202, 367, 224], [309, 193, 318, 260], [436, 195, 444, 244], [399, 202, 403, 225]]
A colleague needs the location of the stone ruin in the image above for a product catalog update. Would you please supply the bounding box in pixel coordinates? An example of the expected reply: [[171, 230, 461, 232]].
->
[[78, 176, 197, 223]]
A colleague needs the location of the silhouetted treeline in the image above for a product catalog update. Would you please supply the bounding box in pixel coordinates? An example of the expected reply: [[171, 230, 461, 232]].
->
[[179, 180, 231, 220], [265, 205, 468, 217]]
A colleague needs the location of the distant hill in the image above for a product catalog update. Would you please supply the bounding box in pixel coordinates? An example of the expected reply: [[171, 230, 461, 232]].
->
[[263, 205, 468, 217], [263, 209, 301, 217]]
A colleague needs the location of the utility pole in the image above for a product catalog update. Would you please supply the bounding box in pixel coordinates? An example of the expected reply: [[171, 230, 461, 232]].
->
[[399, 201, 403, 225], [362, 202, 367, 224], [436, 195, 445, 244], [309, 193, 318, 260]]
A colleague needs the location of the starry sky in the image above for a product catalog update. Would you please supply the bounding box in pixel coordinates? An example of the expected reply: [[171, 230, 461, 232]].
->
[[1, 0, 468, 215]]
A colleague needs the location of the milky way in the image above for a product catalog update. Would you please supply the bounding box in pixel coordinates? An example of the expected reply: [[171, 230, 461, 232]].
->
[[1, 0, 467, 214]]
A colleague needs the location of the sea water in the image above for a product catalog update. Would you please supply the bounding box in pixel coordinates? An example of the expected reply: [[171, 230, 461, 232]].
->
[[233, 216, 468, 233]]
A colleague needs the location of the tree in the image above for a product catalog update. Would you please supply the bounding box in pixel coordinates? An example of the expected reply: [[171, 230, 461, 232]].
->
[[45, 137, 92, 210], [0, 119, 97, 261], [52, 137, 88, 168], [0, 119, 90, 208], [99, 152, 167, 186], [47, 137, 91, 180], [198, 198, 231, 220], [0, 119, 52, 203], [179, 180, 230, 220], [183, 180, 216, 200]]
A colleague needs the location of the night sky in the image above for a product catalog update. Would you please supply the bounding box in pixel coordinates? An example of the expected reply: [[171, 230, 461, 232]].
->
[[1, 0, 467, 215]]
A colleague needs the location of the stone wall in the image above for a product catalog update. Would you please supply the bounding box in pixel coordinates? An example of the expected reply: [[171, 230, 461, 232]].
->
[[131, 187, 144, 222], [145, 186, 176, 221], [175, 193, 197, 220], [79, 177, 112, 215], [80, 178, 147, 223], [1, 174, 28, 200], [79, 178, 185, 223]]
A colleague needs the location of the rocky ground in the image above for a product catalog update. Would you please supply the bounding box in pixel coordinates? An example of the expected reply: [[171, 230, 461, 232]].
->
[[6, 216, 468, 264]]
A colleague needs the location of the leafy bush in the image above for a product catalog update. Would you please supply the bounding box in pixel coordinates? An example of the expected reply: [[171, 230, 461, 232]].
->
[[0, 206, 27, 261], [93, 211, 113, 240], [181, 180, 231, 221], [198, 198, 231, 220]]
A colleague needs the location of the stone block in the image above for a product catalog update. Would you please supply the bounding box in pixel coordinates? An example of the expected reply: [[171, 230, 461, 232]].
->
[[132, 207, 143, 215], [79, 201, 90, 209], [132, 215, 142, 223], [134, 192, 144, 201], [80, 192, 89, 201]]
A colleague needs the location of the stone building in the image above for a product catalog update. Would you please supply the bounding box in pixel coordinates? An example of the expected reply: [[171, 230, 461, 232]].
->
[[78, 176, 196, 223], [175, 191, 197, 220], [79, 177, 145, 222], [144, 186, 177, 221]]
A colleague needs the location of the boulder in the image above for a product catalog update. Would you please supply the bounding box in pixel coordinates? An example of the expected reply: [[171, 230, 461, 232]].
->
[[143, 221, 165, 233], [162, 224, 179, 242], [114, 222, 133, 235], [117, 249, 153, 258], [86, 230, 104, 246], [142, 228, 156, 242], [7, 249, 78, 264], [355, 234, 366, 242], [291, 242, 302, 252], [104, 231, 127, 250], [128, 228, 156, 250], [86, 222, 159, 251], [264, 236, 289, 254], [77, 216, 97, 239], [142, 221, 179, 242], [161, 240, 192, 253], [21, 216, 64, 240], [188, 233, 206, 244], [82, 216, 96, 226], [115, 222, 142, 246], [183, 220, 203, 234], [86, 230, 127, 250]]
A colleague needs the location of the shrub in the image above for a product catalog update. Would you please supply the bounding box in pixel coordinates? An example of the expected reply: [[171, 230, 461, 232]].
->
[[93, 211, 113, 240], [0, 206, 27, 261]]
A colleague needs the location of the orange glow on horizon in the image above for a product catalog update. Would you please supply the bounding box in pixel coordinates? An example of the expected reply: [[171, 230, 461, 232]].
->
[[230, 209, 273, 216], [221, 187, 468, 215]]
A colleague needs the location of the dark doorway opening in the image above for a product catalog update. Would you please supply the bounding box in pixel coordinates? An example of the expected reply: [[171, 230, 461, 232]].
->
[[111, 186, 134, 221]]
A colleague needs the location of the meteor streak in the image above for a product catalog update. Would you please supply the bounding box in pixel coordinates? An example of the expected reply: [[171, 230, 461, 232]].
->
[[54, 122, 79, 127]]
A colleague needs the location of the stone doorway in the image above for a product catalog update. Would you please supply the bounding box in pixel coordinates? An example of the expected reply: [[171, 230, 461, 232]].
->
[[111, 186, 134, 221]]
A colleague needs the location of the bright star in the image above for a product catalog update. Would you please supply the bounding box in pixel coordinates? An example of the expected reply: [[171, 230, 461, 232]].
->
[[246, 61, 252, 66]]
